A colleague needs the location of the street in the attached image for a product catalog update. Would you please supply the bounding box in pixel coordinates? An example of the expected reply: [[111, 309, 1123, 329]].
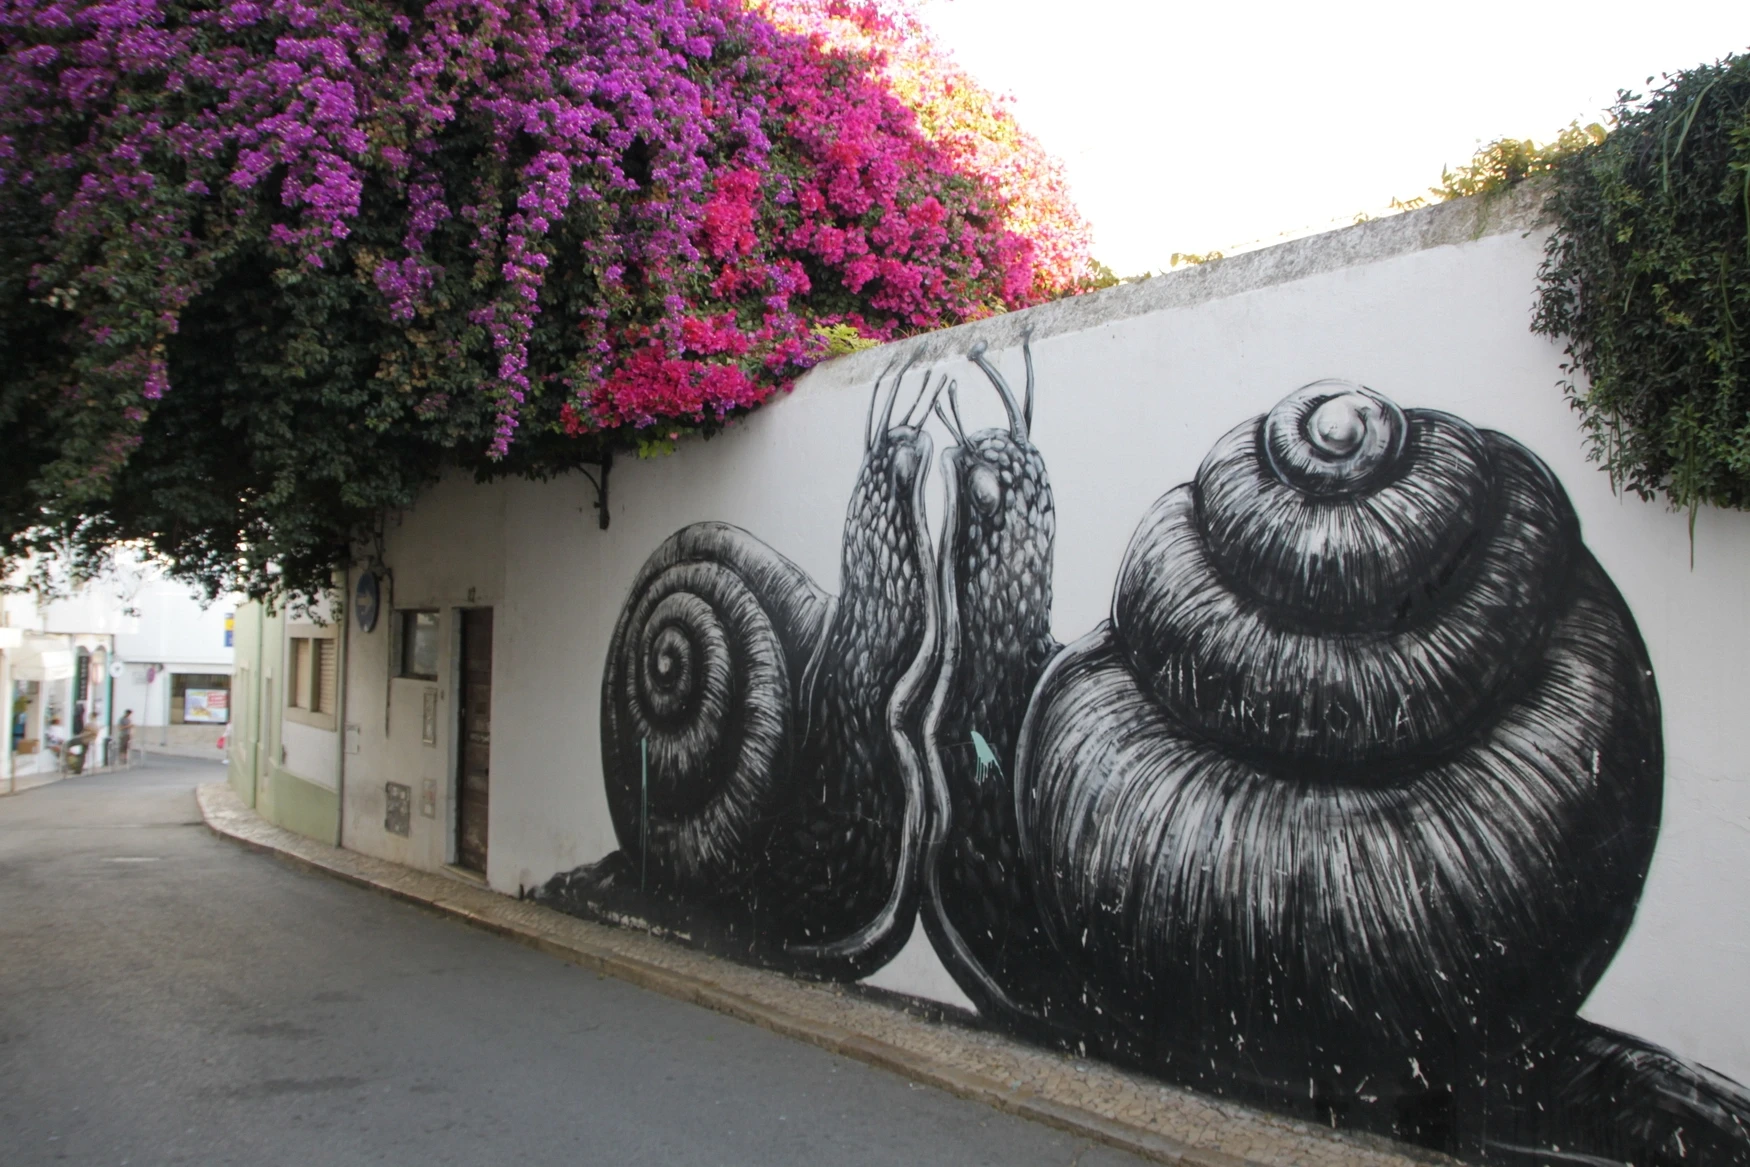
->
[[0, 758, 1147, 1166]]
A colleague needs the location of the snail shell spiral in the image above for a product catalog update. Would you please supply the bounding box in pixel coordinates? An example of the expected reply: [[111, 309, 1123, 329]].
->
[[583, 379, 940, 981], [1014, 381, 1663, 1104], [600, 522, 832, 893]]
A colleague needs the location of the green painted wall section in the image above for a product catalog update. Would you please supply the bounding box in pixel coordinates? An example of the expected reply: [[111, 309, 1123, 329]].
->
[[225, 599, 339, 845], [226, 600, 266, 807], [264, 766, 340, 846]]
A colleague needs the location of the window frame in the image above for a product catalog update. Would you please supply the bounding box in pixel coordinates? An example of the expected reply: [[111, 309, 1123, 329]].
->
[[397, 609, 441, 682], [169, 671, 232, 726], [284, 622, 339, 730]]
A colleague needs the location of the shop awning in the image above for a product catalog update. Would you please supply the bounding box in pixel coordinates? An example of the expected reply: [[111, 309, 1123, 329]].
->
[[8, 642, 74, 682]]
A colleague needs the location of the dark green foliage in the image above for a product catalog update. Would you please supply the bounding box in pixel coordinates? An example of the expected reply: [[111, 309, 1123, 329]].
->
[[1535, 55, 1750, 516]]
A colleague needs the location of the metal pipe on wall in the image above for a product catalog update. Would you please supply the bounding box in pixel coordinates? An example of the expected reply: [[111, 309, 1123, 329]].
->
[[335, 569, 348, 850]]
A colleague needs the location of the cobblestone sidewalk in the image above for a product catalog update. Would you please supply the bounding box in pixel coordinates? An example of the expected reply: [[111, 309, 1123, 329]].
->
[[197, 782, 1450, 1167]]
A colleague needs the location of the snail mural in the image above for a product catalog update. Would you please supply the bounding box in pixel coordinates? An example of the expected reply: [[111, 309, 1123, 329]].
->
[[540, 367, 943, 979], [541, 343, 1750, 1165]]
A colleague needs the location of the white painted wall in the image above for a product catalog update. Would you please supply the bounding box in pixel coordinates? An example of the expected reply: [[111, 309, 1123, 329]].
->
[[281, 720, 338, 790], [338, 476, 507, 869], [344, 193, 1750, 1088]]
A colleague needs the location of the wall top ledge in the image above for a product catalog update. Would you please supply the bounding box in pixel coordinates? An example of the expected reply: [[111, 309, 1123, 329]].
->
[[802, 182, 1551, 386]]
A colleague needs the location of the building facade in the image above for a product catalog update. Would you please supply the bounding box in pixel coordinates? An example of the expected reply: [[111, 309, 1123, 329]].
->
[[228, 190, 1750, 1165], [4, 560, 235, 789]]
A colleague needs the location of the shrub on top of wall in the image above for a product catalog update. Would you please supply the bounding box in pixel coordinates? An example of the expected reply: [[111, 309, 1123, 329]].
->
[[1534, 53, 1750, 519], [0, 0, 1091, 602]]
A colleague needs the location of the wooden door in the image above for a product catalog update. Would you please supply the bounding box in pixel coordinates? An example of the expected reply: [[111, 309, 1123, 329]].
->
[[455, 609, 493, 873]]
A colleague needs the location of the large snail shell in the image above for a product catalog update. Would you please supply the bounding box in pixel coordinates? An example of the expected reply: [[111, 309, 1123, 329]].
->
[[1117, 382, 1577, 764], [1014, 383, 1662, 1100], [600, 522, 833, 893]]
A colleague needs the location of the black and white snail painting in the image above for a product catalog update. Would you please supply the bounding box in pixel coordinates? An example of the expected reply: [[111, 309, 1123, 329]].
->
[[539, 367, 943, 980], [540, 344, 1750, 1166]]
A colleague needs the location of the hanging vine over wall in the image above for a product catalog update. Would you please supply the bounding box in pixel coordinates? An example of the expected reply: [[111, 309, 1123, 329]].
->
[[1534, 54, 1750, 516]]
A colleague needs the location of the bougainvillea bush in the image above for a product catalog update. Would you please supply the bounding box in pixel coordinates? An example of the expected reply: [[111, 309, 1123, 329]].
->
[[0, 0, 1092, 599]]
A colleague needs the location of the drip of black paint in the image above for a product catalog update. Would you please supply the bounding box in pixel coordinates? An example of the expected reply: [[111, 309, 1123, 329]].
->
[[640, 737, 648, 894]]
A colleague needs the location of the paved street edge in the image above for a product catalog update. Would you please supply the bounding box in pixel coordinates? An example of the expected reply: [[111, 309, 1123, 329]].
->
[[196, 781, 1448, 1167]]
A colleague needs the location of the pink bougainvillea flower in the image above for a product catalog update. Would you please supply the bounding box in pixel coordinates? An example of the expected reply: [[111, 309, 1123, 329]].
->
[[0, 0, 1092, 471]]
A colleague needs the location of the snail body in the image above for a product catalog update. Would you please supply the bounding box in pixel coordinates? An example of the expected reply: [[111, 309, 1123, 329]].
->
[[920, 341, 1077, 1033], [1012, 382, 1665, 1110], [551, 368, 942, 980]]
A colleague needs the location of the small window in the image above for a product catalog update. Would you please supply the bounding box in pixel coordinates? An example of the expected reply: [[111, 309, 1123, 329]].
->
[[171, 672, 231, 725], [289, 638, 312, 708], [400, 610, 440, 680], [286, 626, 338, 729]]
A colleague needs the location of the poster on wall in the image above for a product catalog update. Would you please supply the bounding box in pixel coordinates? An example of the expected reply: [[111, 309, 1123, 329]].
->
[[183, 689, 229, 724]]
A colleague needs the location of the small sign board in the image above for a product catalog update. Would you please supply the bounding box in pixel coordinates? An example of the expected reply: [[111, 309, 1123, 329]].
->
[[184, 689, 230, 724]]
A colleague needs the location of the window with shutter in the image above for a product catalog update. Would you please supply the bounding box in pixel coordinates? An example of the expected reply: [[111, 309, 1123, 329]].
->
[[285, 625, 340, 730], [315, 638, 337, 715]]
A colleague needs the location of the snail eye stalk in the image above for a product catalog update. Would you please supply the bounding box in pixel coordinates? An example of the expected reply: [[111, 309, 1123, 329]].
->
[[967, 339, 1027, 441], [874, 353, 920, 446], [948, 380, 969, 442], [904, 371, 949, 429], [932, 396, 965, 445], [866, 354, 902, 451]]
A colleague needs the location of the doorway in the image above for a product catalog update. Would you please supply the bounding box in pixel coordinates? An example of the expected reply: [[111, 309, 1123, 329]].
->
[[454, 609, 493, 873]]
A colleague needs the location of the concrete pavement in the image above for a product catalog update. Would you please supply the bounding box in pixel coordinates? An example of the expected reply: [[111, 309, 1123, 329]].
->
[[0, 758, 1157, 1166], [2, 759, 1443, 1167]]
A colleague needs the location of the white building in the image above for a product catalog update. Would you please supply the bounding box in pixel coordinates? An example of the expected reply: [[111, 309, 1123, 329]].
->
[[3, 556, 237, 789]]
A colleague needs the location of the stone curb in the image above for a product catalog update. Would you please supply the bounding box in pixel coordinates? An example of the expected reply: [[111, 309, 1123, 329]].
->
[[195, 781, 1448, 1167]]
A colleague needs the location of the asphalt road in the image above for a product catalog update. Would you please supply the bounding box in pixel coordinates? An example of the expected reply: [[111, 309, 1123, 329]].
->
[[0, 758, 1148, 1167]]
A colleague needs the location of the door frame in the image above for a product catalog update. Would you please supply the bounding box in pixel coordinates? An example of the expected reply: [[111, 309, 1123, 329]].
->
[[446, 606, 493, 873], [444, 606, 464, 867]]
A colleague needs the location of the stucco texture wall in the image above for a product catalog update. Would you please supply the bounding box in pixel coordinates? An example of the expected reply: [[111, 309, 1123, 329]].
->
[[342, 192, 1750, 1166]]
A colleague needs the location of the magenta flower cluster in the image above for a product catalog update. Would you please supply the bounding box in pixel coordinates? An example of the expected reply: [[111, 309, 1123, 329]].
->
[[0, 0, 1088, 466]]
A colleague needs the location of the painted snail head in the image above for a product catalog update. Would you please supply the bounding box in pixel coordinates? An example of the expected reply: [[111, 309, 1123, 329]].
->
[[1014, 380, 1663, 1099], [934, 340, 1054, 631]]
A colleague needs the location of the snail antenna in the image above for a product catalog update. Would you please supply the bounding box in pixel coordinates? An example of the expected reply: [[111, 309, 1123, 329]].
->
[[932, 399, 957, 442], [967, 340, 1026, 441], [866, 355, 901, 451], [948, 379, 969, 442], [1021, 334, 1035, 435], [923, 372, 949, 429], [878, 353, 917, 443], [932, 380, 964, 443], [902, 368, 936, 428]]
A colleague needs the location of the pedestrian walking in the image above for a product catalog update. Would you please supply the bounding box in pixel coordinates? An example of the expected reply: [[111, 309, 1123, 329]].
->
[[68, 720, 98, 774]]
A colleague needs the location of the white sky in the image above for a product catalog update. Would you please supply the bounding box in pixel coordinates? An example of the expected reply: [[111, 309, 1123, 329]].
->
[[915, 0, 1750, 275]]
